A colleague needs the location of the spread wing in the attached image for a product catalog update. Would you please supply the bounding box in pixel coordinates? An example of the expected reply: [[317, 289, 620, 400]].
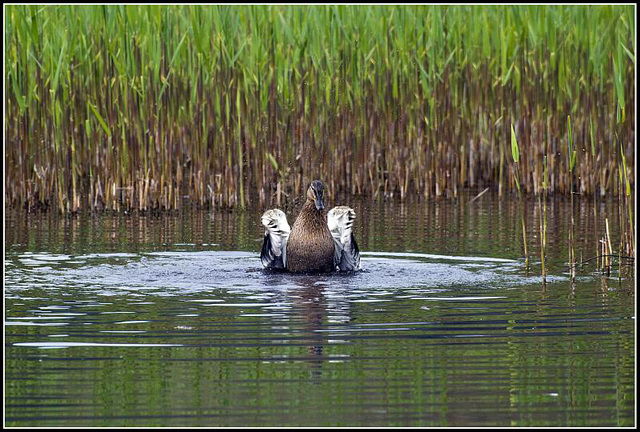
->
[[260, 209, 291, 269], [327, 206, 361, 271]]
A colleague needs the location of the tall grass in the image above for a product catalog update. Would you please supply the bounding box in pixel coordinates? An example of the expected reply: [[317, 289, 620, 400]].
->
[[4, 5, 635, 212]]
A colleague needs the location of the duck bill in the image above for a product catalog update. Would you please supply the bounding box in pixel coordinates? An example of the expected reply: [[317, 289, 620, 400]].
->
[[315, 197, 325, 210]]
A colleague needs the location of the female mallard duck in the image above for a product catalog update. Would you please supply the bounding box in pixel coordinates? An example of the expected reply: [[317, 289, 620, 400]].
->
[[260, 180, 360, 273]]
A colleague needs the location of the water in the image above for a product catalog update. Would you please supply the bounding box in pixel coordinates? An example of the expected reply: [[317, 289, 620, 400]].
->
[[4, 194, 635, 427]]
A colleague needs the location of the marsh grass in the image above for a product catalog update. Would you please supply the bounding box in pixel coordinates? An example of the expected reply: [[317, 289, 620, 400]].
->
[[4, 5, 635, 214]]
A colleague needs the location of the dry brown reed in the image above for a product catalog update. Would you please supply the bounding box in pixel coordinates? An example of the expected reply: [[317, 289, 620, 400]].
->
[[4, 5, 635, 214]]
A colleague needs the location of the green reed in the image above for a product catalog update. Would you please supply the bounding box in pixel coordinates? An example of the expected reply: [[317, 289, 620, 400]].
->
[[510, 123, 528, 267], [619, 142, 634, 258], [538, 155, 548, 283], [4, 5, 635, 212], [567, 116, 577, 281]]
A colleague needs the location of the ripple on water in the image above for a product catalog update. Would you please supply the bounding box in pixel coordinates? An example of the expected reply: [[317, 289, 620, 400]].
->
[[5, 250, 566, 298]]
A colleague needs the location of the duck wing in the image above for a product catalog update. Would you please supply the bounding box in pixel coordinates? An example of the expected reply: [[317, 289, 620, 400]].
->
[[327, 206, 361, 271], [260, 209, 291, 269]]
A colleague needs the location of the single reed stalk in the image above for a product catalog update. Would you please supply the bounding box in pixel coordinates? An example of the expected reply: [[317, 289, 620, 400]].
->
[[619, 142, 635, 257], [511, 124, 528, 267], [591, 118, 600, 271], [567, 116, 577, 282], [605, 218, 614, 275], [538, 155, 548, 283]]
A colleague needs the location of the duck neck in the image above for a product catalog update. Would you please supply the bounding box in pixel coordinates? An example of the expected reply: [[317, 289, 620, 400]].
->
[[297, 200, 327, 230], [302, 199, 324, 216]]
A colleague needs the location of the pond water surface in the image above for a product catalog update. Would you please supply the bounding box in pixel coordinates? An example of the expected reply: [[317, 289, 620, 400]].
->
[[4, 193, 635, 427]]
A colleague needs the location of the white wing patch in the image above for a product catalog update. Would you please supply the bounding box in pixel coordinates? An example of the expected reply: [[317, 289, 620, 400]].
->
[[327, 206, 361, 271], [260, 209, 291, 269]]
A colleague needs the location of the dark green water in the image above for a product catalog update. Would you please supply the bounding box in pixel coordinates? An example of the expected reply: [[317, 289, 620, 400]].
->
[[4, 193, 635, 427]]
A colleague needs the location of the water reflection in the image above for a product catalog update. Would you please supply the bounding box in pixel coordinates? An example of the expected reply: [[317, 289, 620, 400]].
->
[[5, 192, 634, 266], [4, 194, 635, 427], [293, 280, 328, 375]]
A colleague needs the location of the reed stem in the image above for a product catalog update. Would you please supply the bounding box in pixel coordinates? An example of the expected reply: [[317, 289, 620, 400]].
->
[[4, 5, 635, 213]]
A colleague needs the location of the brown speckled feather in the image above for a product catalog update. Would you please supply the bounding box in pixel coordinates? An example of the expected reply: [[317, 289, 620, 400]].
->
[[286, 201, 335, 273]]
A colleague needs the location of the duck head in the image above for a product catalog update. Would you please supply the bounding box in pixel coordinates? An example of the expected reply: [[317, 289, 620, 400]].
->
[[306, 180, 326, 211]]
